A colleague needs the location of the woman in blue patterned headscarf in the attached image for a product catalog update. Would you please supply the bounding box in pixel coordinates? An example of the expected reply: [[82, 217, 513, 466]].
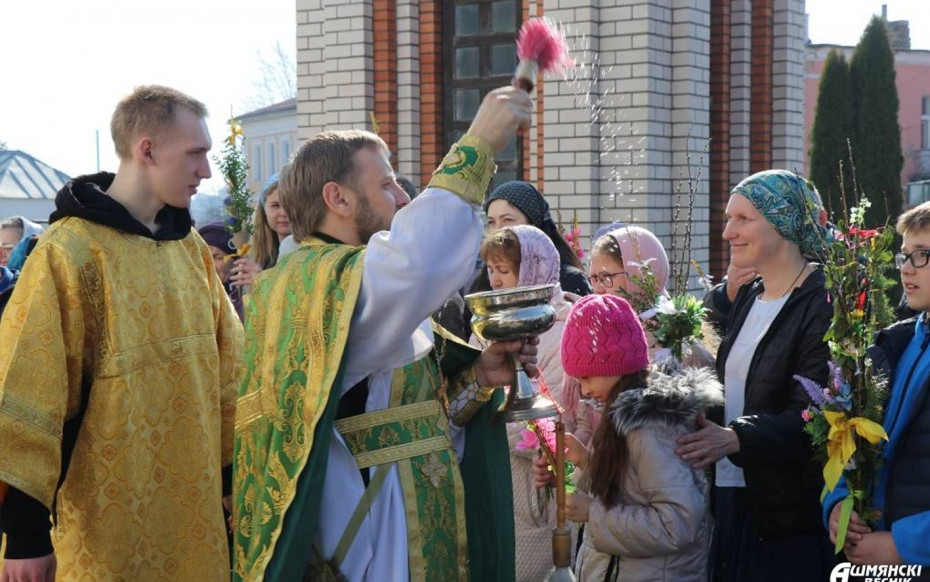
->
[[731, 169, 830, 258], [679, 169, 837, 582]]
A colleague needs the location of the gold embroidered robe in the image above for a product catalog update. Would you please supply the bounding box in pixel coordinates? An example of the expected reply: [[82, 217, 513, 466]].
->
[[0, 217, 243, 581]]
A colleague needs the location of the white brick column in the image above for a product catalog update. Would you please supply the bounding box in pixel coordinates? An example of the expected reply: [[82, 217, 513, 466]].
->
[[296, 0, 374, 141], [543, 0, 603, 238], [772, 0, 806, 172], [396, 0, 420, 185], [542, 0, 711, 287], [325, 2, 374, 129], [296, 0, 324, 141], [668, 0, 711, 286], [730, 0, 752, 187]]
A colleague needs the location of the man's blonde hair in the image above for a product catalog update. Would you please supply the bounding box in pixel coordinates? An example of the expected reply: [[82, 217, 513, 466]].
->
[[110, 85, 207, 160], [279, 130, 387, 242], [896, 201, 930, 237]]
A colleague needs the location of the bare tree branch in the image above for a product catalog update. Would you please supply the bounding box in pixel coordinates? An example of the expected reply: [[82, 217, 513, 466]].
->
[[242, 42, 297, 111]]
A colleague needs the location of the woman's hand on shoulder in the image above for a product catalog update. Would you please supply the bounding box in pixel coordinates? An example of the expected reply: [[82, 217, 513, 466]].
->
[[674, 412, 740, 469]]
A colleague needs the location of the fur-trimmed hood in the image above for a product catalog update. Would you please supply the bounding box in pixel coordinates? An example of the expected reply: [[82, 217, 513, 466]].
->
[[608, 367, 724, 435]]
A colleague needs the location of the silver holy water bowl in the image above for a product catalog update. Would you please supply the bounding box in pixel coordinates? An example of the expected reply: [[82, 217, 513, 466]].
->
[[465, 284, 559, 422]]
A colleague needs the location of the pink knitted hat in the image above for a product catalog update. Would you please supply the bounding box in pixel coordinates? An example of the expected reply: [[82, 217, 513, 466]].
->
[[560, 294, 649, 378]]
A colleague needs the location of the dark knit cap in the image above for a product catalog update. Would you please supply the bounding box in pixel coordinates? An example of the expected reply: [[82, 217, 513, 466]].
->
[[483, 181, 552, 227], [198, 222, 235, 254]]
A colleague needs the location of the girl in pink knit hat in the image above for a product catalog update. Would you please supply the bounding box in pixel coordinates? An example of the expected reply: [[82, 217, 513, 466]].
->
[[539, 293, 722, 582], [567, 227, 715, 446]]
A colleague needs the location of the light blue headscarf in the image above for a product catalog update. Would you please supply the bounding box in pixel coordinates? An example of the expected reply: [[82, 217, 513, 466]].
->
[[731, 170, 830, 256], [7, 235, 37, 271], [258, 173, 280, 207]]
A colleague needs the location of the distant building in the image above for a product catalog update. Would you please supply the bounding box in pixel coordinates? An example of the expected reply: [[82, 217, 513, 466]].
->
[[238, 98, 298, 194], [294, 0, 808, 279], [190, 189, 230, 227], [804, 10, 930, 207], [0, 149, 70, 223]]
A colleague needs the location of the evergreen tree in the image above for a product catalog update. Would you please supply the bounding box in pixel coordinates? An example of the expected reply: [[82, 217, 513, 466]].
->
[[809, 50, 854, 216], [850, 16, 903, 225]]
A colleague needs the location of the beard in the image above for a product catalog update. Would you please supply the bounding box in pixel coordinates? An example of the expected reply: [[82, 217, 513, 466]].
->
[[354, 193, 392, 244]]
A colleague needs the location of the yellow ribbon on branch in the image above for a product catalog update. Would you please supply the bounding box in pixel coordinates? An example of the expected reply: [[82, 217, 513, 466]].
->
[[823, 410, 888, 491], [226, 119, 244, 146]]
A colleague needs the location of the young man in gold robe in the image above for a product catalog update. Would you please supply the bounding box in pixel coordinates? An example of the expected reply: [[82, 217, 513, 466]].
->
[[0, 86, 243, 582], [234, 87, 534, 582]]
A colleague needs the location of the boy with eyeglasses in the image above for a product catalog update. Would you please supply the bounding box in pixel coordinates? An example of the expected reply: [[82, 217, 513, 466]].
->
[[822, 201, 930, 566]]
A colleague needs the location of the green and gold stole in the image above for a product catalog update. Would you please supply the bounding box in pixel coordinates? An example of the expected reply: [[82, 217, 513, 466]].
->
[[233, 239, 365, 582], [233, 237, 515, 582]]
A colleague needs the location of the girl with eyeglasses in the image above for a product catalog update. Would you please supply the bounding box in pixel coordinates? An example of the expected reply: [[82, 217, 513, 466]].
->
[[585, 226, 716, 369], [677, 170, 837, 582], [563, 226, 716, 446], [588, 225, 668, 301]]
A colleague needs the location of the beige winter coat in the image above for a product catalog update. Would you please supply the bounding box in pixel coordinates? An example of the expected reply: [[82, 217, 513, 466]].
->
[[574, 369, 723, 582]]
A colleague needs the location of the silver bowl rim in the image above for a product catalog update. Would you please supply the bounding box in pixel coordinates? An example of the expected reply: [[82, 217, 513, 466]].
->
[[464, 283, 555, 309]]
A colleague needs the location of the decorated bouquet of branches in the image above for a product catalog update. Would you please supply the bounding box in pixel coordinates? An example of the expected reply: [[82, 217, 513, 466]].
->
[[796, 188, 896, 553], [621, 261, 706, 367], [619, 140, 711, 370], [515, 417, 576, 497], [556, 208, 585, 260], [215, 117, 254, 251]]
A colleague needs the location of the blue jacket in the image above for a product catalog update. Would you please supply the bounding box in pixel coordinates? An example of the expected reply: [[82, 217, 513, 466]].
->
[[0, 266, 14, 294], [822, 315, 930, 565]]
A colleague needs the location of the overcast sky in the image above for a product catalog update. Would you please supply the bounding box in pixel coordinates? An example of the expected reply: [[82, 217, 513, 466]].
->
[[1, 0, 926, 194], [0, 0, 296, 192]]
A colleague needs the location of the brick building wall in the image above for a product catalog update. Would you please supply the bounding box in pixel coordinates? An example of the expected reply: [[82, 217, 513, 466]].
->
[[294, 0, 808, 282], [297, 0, 373, 139]]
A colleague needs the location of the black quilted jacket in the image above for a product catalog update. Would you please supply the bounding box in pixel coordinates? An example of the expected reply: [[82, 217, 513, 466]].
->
[[708, 267, 833, 538]]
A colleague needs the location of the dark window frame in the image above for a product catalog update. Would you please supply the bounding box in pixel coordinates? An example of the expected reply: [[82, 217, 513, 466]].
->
[[443, 0, 523, 188], [922, 96, 930, 150]]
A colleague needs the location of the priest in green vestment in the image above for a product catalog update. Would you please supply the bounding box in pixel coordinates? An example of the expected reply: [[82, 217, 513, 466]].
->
[[234, 87, 537, 582]]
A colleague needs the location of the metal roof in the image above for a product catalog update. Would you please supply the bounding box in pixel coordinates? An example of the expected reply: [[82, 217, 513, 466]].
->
[[0, 150, 71, 200], [237, 98, 297, 121]]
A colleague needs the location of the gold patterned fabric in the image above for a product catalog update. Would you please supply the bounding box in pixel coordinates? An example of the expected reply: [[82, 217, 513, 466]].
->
[[0, 217, 243, 581], [427, 135, 497, 206]]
